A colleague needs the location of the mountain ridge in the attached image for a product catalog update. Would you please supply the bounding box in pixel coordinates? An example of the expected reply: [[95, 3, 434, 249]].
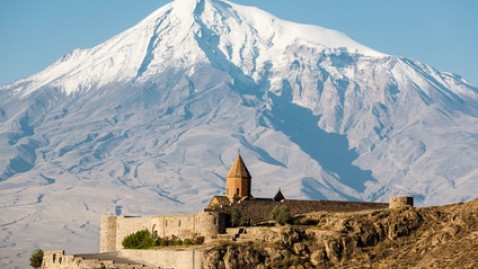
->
[[1, 0, 385, 96]]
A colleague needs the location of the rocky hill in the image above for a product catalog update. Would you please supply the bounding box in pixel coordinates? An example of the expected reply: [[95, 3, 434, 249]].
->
[[202, 198, 478, 268]]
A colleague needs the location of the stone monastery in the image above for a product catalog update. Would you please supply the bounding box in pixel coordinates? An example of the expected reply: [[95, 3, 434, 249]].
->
[[41, 154, 413, 269]]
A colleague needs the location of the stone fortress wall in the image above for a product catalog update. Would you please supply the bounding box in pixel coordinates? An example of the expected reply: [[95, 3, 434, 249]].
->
[[231, 199, 390, 224], [100, 197, 412, 252], [40, 152, 416, 269], [99, 155, 412, 253], [120, 249, 204, 269], [41, 250, 204, 269], [100, 211, 225, 252], [44, 196, 414, 268], [41, 250, 139, 269], [389, 196, 414, 208]]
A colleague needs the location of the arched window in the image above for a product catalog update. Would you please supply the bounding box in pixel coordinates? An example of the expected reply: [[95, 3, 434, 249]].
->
[[151, 224, 158, 239]]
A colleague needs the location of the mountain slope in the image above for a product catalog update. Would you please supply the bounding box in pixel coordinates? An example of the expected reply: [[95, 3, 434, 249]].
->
[[1, 0, 478, 267]]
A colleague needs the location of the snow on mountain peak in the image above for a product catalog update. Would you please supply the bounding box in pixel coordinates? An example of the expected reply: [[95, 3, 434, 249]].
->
[[2, 0, 385, 96]]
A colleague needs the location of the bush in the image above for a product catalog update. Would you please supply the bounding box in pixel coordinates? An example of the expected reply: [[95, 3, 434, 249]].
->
[[227, 207, 249, 227], [229, 207, 242, 226], [194, 235, 205, 245], [155, 236, 169, 247], [271, 205, 291, 225], [122, 229, 154, 249], [123, 232, 205, 249], [183, 238, 194, 245], [153, 235, 204, 248], [172, 238, 183, 246], [29, 249, 44, 268]]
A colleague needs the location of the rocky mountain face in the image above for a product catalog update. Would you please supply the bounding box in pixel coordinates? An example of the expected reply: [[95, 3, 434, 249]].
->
[[202, 198, 478, 268], [1, 0, 478, 267]]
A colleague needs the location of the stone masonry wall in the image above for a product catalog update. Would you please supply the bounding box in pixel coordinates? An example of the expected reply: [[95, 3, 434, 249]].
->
[[150, 214, 197, 239], [233, 199, 389, 224], [115, 216, 153, 251], [196, 211, 226, 237], [120, 249, 204, 269], [100, 216, 117, 253], [41, 250, 138, 269], [42, 249, 205, 269], [100, 212, 225, 252], [389, 196, 414, 208]]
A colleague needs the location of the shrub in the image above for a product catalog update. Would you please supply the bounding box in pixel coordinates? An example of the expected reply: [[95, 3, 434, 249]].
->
[[194, 235, 205, 245], [271, 205, 291, 225], [29, 249, 44, 268], [155, 236, 170, 247], [151, 234, 206, 248], [183, 238, 194, 245], [172, 239, 183, 246], [122, 229, 154, 249], [227, 207, 249, 226], [229, 207, 242, 226]]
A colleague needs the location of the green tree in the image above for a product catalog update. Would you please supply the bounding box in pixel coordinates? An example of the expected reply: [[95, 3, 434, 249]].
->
[[230, 207, 242, 226], [271, 205, 291, 225], [122, 229, 154, 249], [29, 249, 44, 268], [227, 207, 248, 227]]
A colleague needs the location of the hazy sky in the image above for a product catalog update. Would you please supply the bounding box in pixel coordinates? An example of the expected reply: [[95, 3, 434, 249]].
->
[[0, 0, 477, 86]]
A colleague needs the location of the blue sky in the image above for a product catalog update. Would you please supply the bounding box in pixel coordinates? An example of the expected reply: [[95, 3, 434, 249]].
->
[[0, 0, 477, 86]]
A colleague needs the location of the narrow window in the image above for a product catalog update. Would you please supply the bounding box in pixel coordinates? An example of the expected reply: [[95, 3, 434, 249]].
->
[[214, 218, 217, 225], [178, 220, 181, 227], [236, 188, 239, 195]]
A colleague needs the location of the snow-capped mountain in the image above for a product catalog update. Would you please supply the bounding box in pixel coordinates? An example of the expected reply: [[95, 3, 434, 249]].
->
[[1, 0, 478, 267]]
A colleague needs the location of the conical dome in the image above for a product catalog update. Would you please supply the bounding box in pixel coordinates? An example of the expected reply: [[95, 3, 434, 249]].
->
[[226, 154, 251, 179], [273, 189, 285, 201]]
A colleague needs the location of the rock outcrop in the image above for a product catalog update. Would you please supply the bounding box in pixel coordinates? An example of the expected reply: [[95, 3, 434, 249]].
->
[[202, 198, 478, 268]]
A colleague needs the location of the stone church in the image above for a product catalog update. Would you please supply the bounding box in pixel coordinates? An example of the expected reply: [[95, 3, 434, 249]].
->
[[41, 154, 413, 268]]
